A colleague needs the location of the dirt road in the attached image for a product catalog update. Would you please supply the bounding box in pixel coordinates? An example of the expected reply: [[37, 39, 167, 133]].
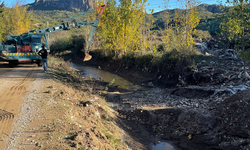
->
[[0, 63, 43, 149], [0, 58, 135, 150]]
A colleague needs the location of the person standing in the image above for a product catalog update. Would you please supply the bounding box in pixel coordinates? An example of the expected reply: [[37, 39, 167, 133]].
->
[[38, 45, 48, 72]]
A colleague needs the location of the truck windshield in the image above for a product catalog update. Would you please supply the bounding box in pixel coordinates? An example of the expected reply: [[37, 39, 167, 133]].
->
[[32, 37, 41, 44]]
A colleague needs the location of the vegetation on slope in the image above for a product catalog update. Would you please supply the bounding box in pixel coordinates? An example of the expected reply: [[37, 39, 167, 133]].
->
[[0, 1, 33, 40]]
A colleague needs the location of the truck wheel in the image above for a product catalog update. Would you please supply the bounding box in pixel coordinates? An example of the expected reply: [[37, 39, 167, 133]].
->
[[8, 60, 18, 67], [37, 60, 43, 67]]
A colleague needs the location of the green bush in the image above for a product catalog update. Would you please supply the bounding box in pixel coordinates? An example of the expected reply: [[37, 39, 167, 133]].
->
[[193, 30, 211, 40], [135, 54, 154, 67], [50, 34, 86, 57], [50, 36, 73, 53], [122, 53, 136, 67], [157, 49, 196, 72], [71, 35, 86, 56]]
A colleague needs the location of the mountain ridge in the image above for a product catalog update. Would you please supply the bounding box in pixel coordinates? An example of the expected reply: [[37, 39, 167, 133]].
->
[[152, 3, 221, 16], [28, 0, 95, 12]]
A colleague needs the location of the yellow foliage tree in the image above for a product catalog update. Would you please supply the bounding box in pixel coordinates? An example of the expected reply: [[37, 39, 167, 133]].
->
[[1, 1, 32, 39], [175, 0, 200, 51], [162, 0, 173, 51], [96, 0, 119, 54], [96, 0, 148, 57], [0, 0, 4, 40], [163, 0, 199, 52]]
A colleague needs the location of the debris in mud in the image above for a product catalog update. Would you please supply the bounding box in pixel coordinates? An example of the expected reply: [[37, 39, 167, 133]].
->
[[44, 90, 53, 94], [113, 88, 250, 149], [171, 87, 215, 99], [69, 43, 250, 149], [78, 101, 92, 107]]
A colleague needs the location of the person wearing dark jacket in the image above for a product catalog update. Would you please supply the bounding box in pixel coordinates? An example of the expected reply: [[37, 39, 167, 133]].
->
[[38, 45, 48, 72]]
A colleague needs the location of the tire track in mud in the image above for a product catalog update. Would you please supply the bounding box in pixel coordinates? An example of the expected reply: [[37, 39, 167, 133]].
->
[[7, 72, 33, 98], [0, 109, 14, 142], [0, 68, 37, 149]]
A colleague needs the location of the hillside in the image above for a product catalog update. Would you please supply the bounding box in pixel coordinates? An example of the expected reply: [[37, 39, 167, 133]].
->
[[27, 1, 223, 36], [152, 4, 222, 35], [153, 4, 221, 16]]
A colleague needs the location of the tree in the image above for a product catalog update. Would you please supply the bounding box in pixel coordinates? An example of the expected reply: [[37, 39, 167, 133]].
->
[[96, 0, 149, 57], [1, 1, 33, 39], [175, 0, 200, 51], [118, 0, 148, 54], [0, 0, 4, 40], [162, 0, 200, 52], [220, 0, 250, 79], [96, 0, 119, 54], [162, 0, 174, 51], [0, 0, 3, 13]]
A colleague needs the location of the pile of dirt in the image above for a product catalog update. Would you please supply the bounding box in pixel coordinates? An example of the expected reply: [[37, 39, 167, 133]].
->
[[213, 90, 250, 149], [183, 56, 250, 87], [111, 88, 250, 150]]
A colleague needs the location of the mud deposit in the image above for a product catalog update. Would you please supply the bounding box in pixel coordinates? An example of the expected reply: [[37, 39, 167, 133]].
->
[[72, 59, 250, 149], [68, 49, 250, 149], [108, 87, 250, 150]]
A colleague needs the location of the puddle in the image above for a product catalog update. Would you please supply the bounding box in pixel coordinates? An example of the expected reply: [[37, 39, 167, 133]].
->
[[152, 142, 176, 150], [71, 63, 144, 90]]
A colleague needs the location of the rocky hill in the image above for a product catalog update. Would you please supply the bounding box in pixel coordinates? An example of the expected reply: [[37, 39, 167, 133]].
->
[[152, 3, 222, 35], [198, 4, 221, 13], [28, 0, 95, 12], [153, 4, 221, 16]]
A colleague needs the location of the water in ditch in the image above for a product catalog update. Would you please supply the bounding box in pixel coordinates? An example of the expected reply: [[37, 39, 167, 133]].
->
[[152, 142, 176, 150], [71, 63, 144, 90]]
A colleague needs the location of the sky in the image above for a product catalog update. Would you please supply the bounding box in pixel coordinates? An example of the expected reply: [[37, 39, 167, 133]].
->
[[1, 0, 226, 12]]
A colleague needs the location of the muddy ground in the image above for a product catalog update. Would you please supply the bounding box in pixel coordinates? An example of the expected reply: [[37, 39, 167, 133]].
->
[[68, 50, 250, 150]]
